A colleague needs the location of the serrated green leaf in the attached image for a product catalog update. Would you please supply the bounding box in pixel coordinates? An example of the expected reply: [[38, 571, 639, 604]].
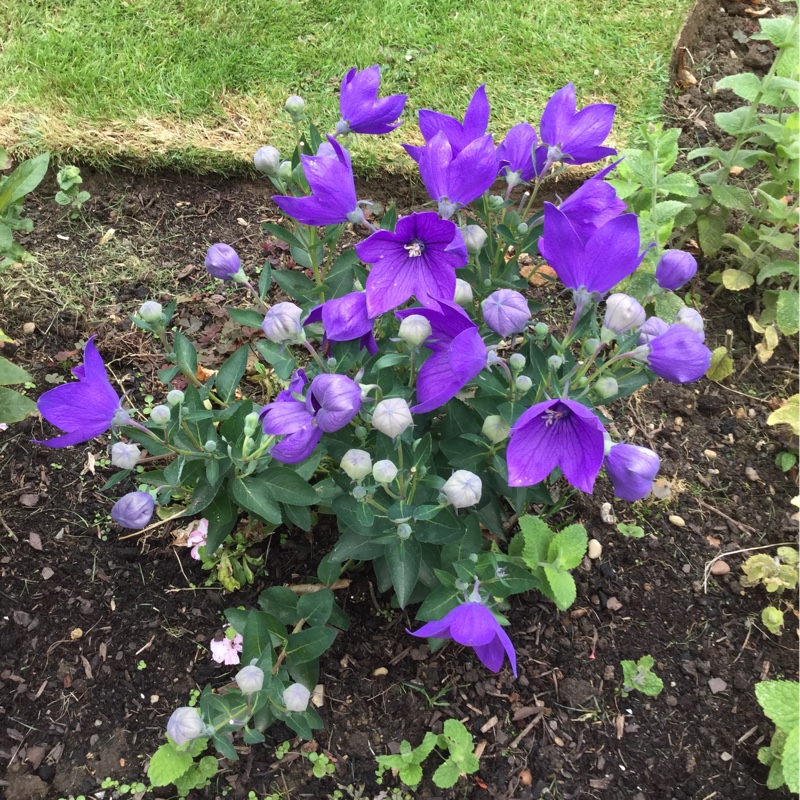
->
[[652, 200, 688, 224], [549, 524, 588, 570], [543, 565, 576, 610], [721, 233, 755, 259], [783, 725, 799, 793], [756, 680, 800, 731], [659, 172, 699, 197], [0, 355, 33, 385], [711, 184, 752, 211], [443, 719, 473, 751], [432, 759, 463, 789], [767, 756, 787, 790], [776, 290, 799, 336], [697, 212, 726, 256], [519, 515, 553, 570], [757, 258, 799, 284], [398, 762, 423, 787], [714, 106, 757, 136], [706, 347, 734, 382], [716, 72, 763, 101], [722, 269, 755, 291], [147, 742, 193, 787]]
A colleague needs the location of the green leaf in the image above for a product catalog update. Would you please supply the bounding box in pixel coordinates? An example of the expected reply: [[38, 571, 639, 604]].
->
[[432, 759, 462, 789], [543, 566, 577, 611], [519, 515, 553, 570], [443, 718, 473, 751], [654, 291, 685, 324], [296, 589, 334, 626], [783, 725, 799, 793], [0, 386, 37, 424], [658, 172, 699, 197], [651, 200, 688, 225], [697, 212, 726, 256], [721, 269, 755, 291], [283, 502, 312, 531], [261, 221, 304, 250], [714, 106, 757, 136], [0, 355, 33, 385], [716, 72, 763, 101], [241, 609, 271, 666], [776, 291, 799, 336], [0, 152, 49, 211], [204, 490, 238, 553], [385, 537, 421, 609], [756, 681, 800, 732], [147, 742, 193, 787], [271, 268, 316, 300], [173, 331, 197, 376], [255, 339, 296, 381], [549, 524, 588, 570], [710, 184, 752, 212], [398, 762, 423, 788], [258, 263, 272, 298], [706, 347, 734, 382], [260, 467, 319, 506], [323, 248, 358, 299], [215, 345, 249, 404], [285, 627, 338, 664], [228, 308, 264, 328], [231, 476, 283, 524]]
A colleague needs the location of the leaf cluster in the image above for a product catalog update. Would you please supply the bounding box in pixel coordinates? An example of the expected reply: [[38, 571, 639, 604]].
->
[[620, 654, 664, 697], [755, 680, 799, 792], [0, 354, 36, 425], [148, 737, 217, 797]]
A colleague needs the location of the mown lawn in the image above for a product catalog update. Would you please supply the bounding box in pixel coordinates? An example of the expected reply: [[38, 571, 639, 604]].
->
[[0, 0, 692, 172]]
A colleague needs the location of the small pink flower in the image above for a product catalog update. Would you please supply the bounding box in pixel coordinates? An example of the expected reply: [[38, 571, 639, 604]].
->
[[210, 629, 243, 665], [187, 519, 208, 560]]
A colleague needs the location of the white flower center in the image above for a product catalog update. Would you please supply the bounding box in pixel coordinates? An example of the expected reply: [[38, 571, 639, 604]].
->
[[404, 240, 424, 258]]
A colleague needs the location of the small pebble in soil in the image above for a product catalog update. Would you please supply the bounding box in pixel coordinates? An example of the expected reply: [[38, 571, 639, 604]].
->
[[720, 751, 733, 761], [703, 449, 717, 459], [669, 515, 686, 527], [710, 560, 730, 576], [372, 667, 388, 677], [23, 322, 36, 334], [150, 695, 159, 703], [587, 539, 602, 559], [682, 564, 691, 574], [651, 478, 672, 499]]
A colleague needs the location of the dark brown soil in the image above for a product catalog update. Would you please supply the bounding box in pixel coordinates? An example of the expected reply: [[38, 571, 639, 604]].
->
[[1, 3, 798, 799]]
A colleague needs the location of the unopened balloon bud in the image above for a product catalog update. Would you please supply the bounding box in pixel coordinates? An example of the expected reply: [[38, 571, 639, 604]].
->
[[398, 314, 432, 348], [150, 405, 171, 426], [166, 389, 185, 406], [482, 415, 510, 444], [254, 146, 281, 176], [235, 664, 265, 694], [203, 440, 217, 453], [372, 398, 413, 438], [442, 470, 482, 509], [372, 460, 398, 484], [547, 355, 563, 370], [460, 224, 488, 255], [534, 322, 549, 338], [138, 301, 163, 324], [595, 376, 619, 398], [284, 95, 306, 121], [243, 412, 260, 437], [517, 222, 529, 234], [515, 376, 533, 394], [396, 523, 412, 540], [583, 338, 601, 356], [282, 683, 311, 712], [487, 195, 505, 212], [453, 279, 473, 306], [508, 353, 526, 372], [340, 449, 373, 482], [352, 486, 367, 500], [110, 442, 141, 470], [354, 425, 368, 441], [278, 161, 293, 182]]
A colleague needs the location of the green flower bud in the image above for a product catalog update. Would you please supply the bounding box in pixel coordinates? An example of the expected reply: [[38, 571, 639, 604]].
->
[[203, 440, 217, 453], [583, 338, 601, 356], [534, 322, 549, 337], [166, 389, 185, 406], [278, 160, 293, 182], [354, 426, 368, 440], [396, 523, 412, 539], [150, 405, 171, 426], [482, 415, 510, 444], [138, 301, 163, 324], [547, 355, 563, 370], [284, 95, 306, 121], [508, 353, 526, 372], [372, 460, 398, 484], [515, 376, 533, 394], [243, 412, 260, 437], [594, 376, 619, 398], [352, 486, 367, 500]]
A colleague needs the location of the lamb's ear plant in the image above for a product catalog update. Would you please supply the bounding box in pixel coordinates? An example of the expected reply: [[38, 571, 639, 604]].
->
[[620, 655, 663, 697], [755, 680, 800, 793]]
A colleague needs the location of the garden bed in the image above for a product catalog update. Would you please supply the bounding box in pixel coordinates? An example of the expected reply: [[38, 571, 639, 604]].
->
[[1, 2, 798, 799]]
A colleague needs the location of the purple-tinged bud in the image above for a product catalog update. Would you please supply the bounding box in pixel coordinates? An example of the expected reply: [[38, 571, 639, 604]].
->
[[110, 442, 141, 470], [150, 405, 171, 426], [284, 95, 306, 121], [603, 293, 646, 336], [167, 706, 206, 745], [262, 302, 304, 344], [594, 376, 619, 398], [111, 491, 155, 529], [673, 307, 705, 341], [515, 375, 533, 394], [442, 470, 482, 509], [398, 314, 432, 348], [373, 460, 398, 484], [341, 449, 373, 481], [254, 146, 281, 176], [453, 278, 473, 306], [460, 224, 488, 254], [547, 355, 563, 370], [482, 290, 531, 338], [235, 664, 265, 694], [482, 415, 510, 444], [637, 316, 669, 345], [166, 389, 185, 406], [605, 443, 661, 501], [655, 250, 697, 291], [205, 243, 245, 282], [137, 301, 163, 324], [372, 398, 413, 438], [283, 683, 311, 712], [632, 325, 711, 383]]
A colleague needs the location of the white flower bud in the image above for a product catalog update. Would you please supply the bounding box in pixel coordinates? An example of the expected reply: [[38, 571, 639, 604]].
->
[[262, 302, 304, 344], [482, 415, 510, 444], [235, 664, 265, 694], [398, 314, 432, 348], [442, 470, 482, 509], [547, 355, 563, 370], [453, 278, 473, 306], [340, 449, 373, 481], [110, 442, 141, 470], [372, 398, 413, 438], [372, 460, 398, 484], [282, 682, 311, 712], [166, 389, 184, 406], [254, 146, 281, 176], [150, 405, 171, 426], [604, 293, 646, 335], [460, 224, 488, 254], [166, 706, 206, 745], [138, 301, 163, 323]]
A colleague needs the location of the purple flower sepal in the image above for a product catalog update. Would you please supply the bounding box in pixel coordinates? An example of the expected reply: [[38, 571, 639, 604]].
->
[[35, 336, 126, 448], [396, 301, 488, 414], [605, 443, 660, 501], [403, 85, 490, 163], [557, 160, 626, 244], [356, 212, 468, 317], [633, 325, 711, 384], [304, 292, 378, 355], [273, 136, 363, 227], [539, 203, 647, 295], [538, 83, 617, 166], [335, 65, 407, 136], [418, 132, 497, 219], [260, 373, 362, 463], [408, 600, 517, 676], [507, 398, 605, 492]]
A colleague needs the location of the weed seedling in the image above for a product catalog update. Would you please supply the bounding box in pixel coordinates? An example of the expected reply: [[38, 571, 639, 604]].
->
[[621, 655, 664, 697]]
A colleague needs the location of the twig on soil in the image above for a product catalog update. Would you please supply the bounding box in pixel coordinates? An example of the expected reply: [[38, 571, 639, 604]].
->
[[135, 634, 156, 656], [508, 710, 544, 749], [286, 579, 351, 594], [703, 541, 797, 593], [696, 498, 757, 535], [118, 512, 184, 539], [0, 512, 18, 541]]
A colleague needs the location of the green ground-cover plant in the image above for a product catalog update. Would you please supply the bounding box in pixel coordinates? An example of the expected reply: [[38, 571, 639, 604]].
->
[[0, 352, 36, 424], [621, 655, 664, 697], [755, 680, 799, 792], [741, 546, 799, 636], [0, 149, 49, 269], [55, 164, 90, 214]]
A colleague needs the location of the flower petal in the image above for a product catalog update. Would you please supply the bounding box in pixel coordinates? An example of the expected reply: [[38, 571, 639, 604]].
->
[[448, 603, 498, 647]]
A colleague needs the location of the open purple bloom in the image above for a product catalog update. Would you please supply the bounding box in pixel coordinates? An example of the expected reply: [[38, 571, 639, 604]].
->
[[634, 325, 711, 384], [335, 65, 407, 136], [419, 132, 497, 219], [260, 373, 361, 463], [356, 212, 468, 316], [304, 292, 377, 354], [538, 203, 646, 294], [481, 289, 531, 338], [507, 398, 605, 492], [35, 336, 125, 448], [557, 161, 626, 243], [539, 83, 616, 166], [397, 302, 488, 414], [403, 85, 490, 163], [408, 601, 517, 676], [273, 136, 362, 226], [496, 122, 542, 185], [605, 443, 660, 502]]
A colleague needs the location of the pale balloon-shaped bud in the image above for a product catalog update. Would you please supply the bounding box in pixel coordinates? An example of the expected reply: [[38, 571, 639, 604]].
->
[[235, 664, 265, 694], [282, 683, 311, 712], [372, 460, 398, 484], [166, 706, 206, 745], [110, 442, 141, 470], [398, 314, 431, 348], [340, 449, 373, 481], [372, 398, 413, 438], [482, 415, 510, 444], [442, 470, 482, 509], [453, 278, 473, 306]]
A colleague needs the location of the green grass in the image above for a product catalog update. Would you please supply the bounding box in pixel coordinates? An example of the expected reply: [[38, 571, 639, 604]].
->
[[0, 0, 692, 173]]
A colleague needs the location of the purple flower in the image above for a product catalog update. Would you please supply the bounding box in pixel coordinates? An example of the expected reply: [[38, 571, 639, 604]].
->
[[273, 136, 362, 226], [481, 290, 531, 338], [605, 443, 660, 501], [637, 316, 669, 345], [335, 65, 407, 136], [634, 325, 711, 384], [539, 83, 616, 165], [496, 122, 542, 185], [408, 601, 517, 676], [557, 161, 626, 243], [397, 302, 488, 414], [304, 292, 377, 354], [673, 307, 705, 341], [403, 85, 490, 163], [167, 707, 206, 745], [507, 398, 605, 492], [538, 204, 646, 294], [35, 336, 125, 448], [205, 243, 244, 281], [655, 249, 697, 290], [210, 629, 243, 665], [356, 212, 468, 316], [260, 373, 362, 463], [111, 491, 155, 529], [418, 132, 497, 218], [187, 519, 208, 560]]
